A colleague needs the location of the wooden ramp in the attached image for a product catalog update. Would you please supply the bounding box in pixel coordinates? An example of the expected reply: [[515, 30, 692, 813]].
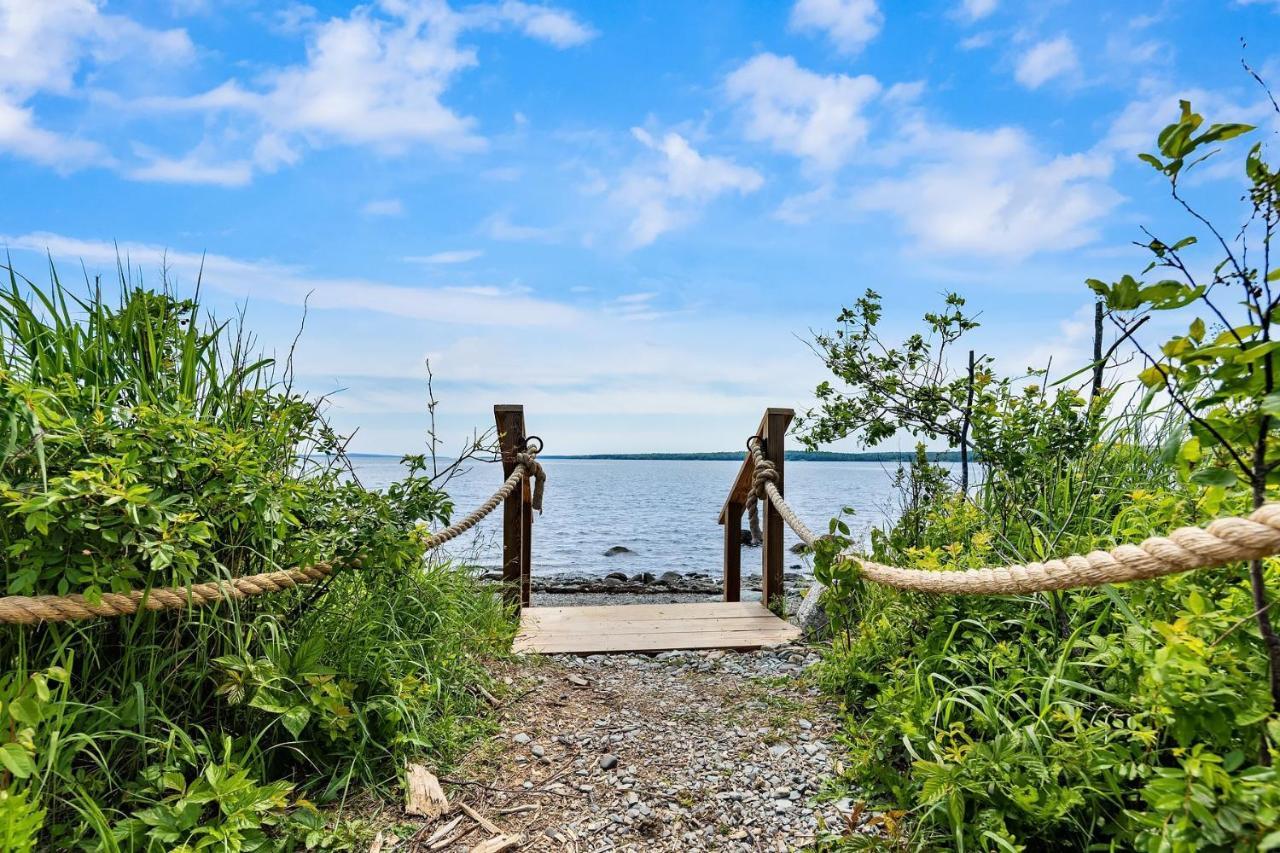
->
[[513, 602, 802, 655]]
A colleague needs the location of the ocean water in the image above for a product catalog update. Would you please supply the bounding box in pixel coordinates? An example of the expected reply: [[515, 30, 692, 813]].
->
[[349, 456, 945, 578]]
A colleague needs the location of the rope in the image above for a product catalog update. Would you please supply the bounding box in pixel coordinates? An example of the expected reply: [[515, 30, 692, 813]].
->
[[745, 436, 1280, 595], [0, 451, 547, 625], [420, 451, 544, 550], [0, 564, 335, 626], [747, 437, 818, 546]]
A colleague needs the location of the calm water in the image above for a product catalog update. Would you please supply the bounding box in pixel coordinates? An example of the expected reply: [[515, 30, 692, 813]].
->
[[349, 457, 942, 577]]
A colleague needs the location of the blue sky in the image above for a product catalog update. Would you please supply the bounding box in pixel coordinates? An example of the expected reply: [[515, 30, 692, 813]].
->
[[2, 0, 1278, 453]]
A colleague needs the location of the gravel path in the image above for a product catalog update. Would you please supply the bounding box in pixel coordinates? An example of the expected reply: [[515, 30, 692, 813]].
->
[[426, 646, 864, 851]]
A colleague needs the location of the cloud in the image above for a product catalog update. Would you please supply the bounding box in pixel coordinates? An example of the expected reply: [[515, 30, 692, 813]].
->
[[481, 0, 596, 47], [0, 0, 192, 170], [3, 232, 580, 327], [406, 249, 484, 264], [1014, 36, 1079, 89], [788, 0, 883, 55], [956, 0, 997, 21], [856, 123, 1120, 257], [362, 198, 406, 216], [127, 150, 254, 186], [612, 128, 763, 247], [725, 53, 881, 172], [116, 0, 594, 184]]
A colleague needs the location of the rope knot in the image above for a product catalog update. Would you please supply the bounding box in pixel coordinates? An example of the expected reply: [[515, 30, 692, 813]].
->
[[516, 450, 546, 512], [746, 436, 778, 500], [751, 458, 778, 500]]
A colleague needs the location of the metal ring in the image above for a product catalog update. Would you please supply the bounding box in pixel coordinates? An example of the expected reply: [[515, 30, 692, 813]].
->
[[523, 435, 544, 454], [746, 435, 763, 452]]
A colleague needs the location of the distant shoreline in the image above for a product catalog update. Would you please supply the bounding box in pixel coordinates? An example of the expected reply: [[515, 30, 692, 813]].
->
[[346, 451, 964, 462]]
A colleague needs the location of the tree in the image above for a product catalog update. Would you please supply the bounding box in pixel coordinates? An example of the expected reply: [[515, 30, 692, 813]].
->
[[1087, 97, 1280, 720], [800, 290, 986, 490]]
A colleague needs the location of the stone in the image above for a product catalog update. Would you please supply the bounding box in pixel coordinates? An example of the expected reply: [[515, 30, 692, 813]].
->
[[658, 571, 683, 584], [795, 582, 830, 641], [605, 571, 629, 581], [603, 546, 634, 556], [630, 571, 655, 583], [513, 733, 531, 745], [599, 753, 619, 770], [789, 542, 808, 554]]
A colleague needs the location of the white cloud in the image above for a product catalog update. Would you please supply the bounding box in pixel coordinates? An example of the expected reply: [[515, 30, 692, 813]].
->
[[725, 53, 881, 172], [957, 0, 997, 22], [127, 150, 254, 186], [856, 123, 1120, 257], [788, 0, 882, 55], [1015, 36, 1079, 89], [0, 0, 192, 170], [362, 198, 406, 216], [482, 0, 596, 47], [406, 250, 484, 264], [612, 128, 763, 247], [124, 0, 594, 183], [4, 232, 580, 327]]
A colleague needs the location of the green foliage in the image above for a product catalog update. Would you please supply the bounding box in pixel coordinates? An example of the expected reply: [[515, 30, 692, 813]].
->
[[0, 268, 512, 848], [801, 289, 987, 451], [813, 98, 1280, 850]]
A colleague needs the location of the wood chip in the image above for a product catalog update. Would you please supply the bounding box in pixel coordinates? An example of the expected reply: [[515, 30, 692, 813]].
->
[[469, 834, 524, 853], [458, 801, 503, 835], [567, 674, 589, 686], [404, 763, 449, 818], [420, 815, 463, 847], [368, 831, 385, 853]]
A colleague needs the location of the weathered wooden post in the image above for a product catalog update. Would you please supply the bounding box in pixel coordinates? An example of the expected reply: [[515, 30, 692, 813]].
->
[[494, 404, 531, 609], [760, 409, 791, 612], [722, 498, 744, 602], [719, 407, 794, 609]]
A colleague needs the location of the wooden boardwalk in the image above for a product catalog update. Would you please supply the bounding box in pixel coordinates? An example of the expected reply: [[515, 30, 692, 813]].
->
[[513, 602, 802, 655]]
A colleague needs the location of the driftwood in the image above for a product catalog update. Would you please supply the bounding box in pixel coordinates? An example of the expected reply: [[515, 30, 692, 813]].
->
[[404, 763, 449, 818]]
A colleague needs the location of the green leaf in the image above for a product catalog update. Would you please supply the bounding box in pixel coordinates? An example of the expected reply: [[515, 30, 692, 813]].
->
[[1263, 391, 1280, 417], [281, 706, 311, 739], [0, 744, 35, 779], [1189, 467, 1237, 488]]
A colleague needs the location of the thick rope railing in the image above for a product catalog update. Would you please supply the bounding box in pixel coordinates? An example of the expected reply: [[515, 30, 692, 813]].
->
[[746, 436, 1280, 596], [0, 451, 546, 625]]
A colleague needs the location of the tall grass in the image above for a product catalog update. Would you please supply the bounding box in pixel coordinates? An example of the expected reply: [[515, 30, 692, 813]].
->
[[0, 263, 512, 850], [816, 385, 1280, 850]]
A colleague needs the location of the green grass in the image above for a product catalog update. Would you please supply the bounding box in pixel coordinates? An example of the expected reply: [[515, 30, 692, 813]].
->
[[0, 264, 514, 850]]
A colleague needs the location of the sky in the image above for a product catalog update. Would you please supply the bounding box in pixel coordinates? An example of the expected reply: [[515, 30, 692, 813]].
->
[[1, 0, 1279, 454]]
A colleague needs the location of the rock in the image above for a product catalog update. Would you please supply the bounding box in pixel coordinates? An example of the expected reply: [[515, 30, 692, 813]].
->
[[658, 571, 683, 584], [605, 571, 629, 581], [513, 733, 531, 745], [602, 577, 623, 588], [604, 546, 634, 557], [795, 582, 830, 640], [599, 753, 619, 770], [789, 542, 808, 554], [630, 571, 655, 583]]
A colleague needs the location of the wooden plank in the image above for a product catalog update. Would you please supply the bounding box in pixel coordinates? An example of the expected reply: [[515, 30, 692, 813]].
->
[[723, 499, 743, 602], [518, 617, 788, 637], [513, 601, 801, 655], [494, 405, 526, 611], [717, 408, 794, 525], [519, 602, 771, 622], [514, 628, 799, 655], [761, 409, 791, 612]]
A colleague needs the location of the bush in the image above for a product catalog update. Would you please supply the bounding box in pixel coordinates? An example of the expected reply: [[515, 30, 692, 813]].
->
[[0, 268, 512, 849]]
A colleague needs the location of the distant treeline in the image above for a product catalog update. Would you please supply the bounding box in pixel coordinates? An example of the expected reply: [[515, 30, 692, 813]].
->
[[541, 450, 966, 462]]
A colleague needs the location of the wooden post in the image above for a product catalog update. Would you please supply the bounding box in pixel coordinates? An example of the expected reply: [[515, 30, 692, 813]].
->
[[494, 405, 528, 610], [520, 474, 533, 607], [723, 499, 744, 602], [761, 409, 790, 613]]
